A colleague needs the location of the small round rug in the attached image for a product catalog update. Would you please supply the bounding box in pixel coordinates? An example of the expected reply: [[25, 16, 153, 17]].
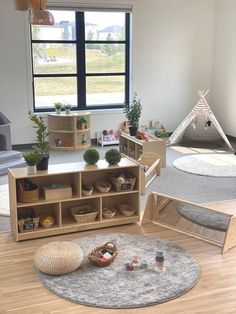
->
[[38, 233, 200, 308], [177, 204, 230, 232], [173, 153, 236, 177]]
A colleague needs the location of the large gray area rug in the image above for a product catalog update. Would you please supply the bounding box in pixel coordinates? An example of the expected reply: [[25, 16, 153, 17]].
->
[[38, 233, 200, 308], [173, 153, 236, 177], [177, 204, 230, 232]]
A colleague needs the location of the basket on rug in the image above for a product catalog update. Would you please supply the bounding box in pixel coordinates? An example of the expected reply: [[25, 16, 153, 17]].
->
[[88, 242, 118, 267]]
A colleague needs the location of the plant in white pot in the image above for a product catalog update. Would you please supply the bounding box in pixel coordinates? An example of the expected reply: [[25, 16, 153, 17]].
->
[[23, 151, 42, 175], [54, 102, 63, 114], [123, 92, 142, 136], [64, 103, 72, 114], [28, 112, 50, 171]]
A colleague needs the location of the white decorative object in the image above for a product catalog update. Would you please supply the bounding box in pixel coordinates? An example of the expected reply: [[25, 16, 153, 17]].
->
[[168, 90, 234, 151], [27, 165, 37, 175]]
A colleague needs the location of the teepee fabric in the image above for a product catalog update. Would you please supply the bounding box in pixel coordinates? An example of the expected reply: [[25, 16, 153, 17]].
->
[[168, 90, 234, 152]]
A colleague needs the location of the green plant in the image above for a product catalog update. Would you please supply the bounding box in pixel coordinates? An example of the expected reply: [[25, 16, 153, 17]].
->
[[28, 111, 50, 157], [23, 150, 42, 166], [83, 149, 100, 165], [154, 130, 168, 139], [64, 103, 72, 110], [54, 102, 63, 110], [123, 92, 142, 128], [105, 149, 121, 165], [79, 117, 88, 124]]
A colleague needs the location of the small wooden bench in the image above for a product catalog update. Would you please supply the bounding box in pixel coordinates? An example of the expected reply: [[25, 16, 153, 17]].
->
[[141, 192, 236, 254]]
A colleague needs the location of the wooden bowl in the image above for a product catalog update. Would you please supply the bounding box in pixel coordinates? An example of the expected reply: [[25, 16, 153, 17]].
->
[[95, 181, 112, 193], [40, 215, 55, 228]]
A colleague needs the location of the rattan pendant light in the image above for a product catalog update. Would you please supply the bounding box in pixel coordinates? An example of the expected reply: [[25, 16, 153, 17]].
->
[[13, 0, 31, 10]]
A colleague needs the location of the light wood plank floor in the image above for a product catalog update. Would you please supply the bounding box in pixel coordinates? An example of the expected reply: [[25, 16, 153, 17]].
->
[[1, 222, 236, 314]]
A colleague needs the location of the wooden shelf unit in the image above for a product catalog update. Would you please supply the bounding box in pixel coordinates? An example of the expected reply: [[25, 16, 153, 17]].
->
[[8, 158, 140, 241], [48, 112, 91, 151], [119, 132, 166, 167]]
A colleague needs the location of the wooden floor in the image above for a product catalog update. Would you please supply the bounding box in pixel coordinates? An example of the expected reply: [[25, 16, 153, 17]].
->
[[1, 222, 236, 314]]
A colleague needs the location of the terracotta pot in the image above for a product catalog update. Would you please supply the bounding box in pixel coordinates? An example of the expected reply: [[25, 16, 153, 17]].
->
[[14, 0, 31, 11]]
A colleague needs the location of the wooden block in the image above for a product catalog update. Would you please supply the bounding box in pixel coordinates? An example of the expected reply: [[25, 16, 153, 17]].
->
[[43, 185, 72, 200]]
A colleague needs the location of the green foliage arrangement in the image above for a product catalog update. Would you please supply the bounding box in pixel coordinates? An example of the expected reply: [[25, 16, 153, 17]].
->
[[23, 151, 42, 166], [105, 149, 121, 165], [123, 92, 142, 128], [83, 149, 100, 165], [64, 103, 72, 110], [154, 130, 168, 139], [54, 102, 63, 110], [28, 111, 50, 158], [79, 117, 88, 124]]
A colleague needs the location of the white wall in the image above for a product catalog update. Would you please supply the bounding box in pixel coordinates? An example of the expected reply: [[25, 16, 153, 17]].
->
[[212, 0, 236, 137], [0, 0, 215, 144]]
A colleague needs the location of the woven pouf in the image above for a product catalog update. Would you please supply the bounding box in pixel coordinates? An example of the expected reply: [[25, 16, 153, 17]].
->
[[34, 241, 83, 275]]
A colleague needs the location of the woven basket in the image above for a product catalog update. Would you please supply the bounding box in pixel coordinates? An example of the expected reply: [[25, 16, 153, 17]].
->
[[102, 206, 117, 219], [70, 204, 98, 223], [108, 173, 136, 192], [82, 185, 93, 196], [40, 215, 55, 228], [118, 203, 136, 217], [94, 181, 111, 193], [18, 207, 39, 232], [88, 242, 118, 267]]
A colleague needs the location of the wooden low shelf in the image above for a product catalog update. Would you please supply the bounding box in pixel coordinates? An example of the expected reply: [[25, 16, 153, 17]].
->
[[142, 192, 236, 254], [8, 158, 140, 241], [119, 132, 166, 168]]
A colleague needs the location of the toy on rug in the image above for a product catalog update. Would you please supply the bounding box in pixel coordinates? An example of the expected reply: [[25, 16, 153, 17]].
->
[[88, 242, 118, 267]]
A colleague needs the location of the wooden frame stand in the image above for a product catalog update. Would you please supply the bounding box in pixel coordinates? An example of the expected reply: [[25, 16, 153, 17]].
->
[[142, 192, 236, 254]]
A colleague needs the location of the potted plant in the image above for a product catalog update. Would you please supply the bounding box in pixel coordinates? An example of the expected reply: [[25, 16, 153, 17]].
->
[[78, 117, 88, 130], [28, 112, 50, 170], [54, 102, 63, 114], [64, 103, 72, 115], [123, 92, 142, 136], [83, 149, 100, 165], [105, 149, 121, 165], [23, 151, 42, 175]]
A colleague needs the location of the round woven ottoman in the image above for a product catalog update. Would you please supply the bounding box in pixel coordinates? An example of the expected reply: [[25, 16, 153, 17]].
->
[[34, 241, 83, 275]]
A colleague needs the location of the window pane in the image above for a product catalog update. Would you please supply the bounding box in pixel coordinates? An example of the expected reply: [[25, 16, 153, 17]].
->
[[86, 44, 125, 73], [34, 77, 77, 109], [32, 44, 76, 74], [86, 76, 125, 106], [31, 11, 76, 41], [85, 12, 125, 41]]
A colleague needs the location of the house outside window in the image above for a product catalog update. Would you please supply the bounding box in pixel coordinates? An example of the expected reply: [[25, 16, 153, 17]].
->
[[30, 10, 130, 112]]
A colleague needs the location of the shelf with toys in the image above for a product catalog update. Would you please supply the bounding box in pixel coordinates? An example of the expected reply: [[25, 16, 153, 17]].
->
[[48, 112, 91, 150], [8, 157, 140, 241]]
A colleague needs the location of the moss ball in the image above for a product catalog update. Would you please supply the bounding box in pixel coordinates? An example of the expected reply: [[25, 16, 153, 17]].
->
[[105, 149, 121, 165], [83, 149, 100, 165]]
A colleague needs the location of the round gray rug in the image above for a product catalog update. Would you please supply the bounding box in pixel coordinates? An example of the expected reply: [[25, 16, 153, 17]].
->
[[177, 204, 230, 232], [173, 153, 236, 177], [38, 233, 200, 308]]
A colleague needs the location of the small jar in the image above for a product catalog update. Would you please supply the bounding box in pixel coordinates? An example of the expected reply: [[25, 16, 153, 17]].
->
[[154, 249, 165, 272]]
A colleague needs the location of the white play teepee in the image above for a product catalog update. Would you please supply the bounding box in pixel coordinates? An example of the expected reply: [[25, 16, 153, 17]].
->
[[168, 90, 234, 152]]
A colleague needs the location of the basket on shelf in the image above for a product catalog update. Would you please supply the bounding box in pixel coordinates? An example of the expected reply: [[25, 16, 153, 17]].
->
[[17, 181, 39, 203], [40, 215, 55, 228], [108, 173, 136, 192], [82, 184, 93, 196], [102, 206, 117, 219], [118, 203, 136, 217], [70, 204, 98, 223], [94, 181, 112, 193], [18, 208, 39, 232], [88, 242, 118, 267]]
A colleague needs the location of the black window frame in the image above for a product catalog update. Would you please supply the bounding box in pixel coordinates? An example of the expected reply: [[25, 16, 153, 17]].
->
[[31, 10, 130, 113]]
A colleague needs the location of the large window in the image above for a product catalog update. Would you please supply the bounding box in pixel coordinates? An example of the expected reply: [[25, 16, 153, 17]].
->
[[31, 10, 130, 112]]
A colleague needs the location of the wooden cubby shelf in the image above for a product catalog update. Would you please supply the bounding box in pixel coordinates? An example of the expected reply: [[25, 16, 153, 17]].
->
[[48, 112, 91, 151], [8, 158, 140, 241]]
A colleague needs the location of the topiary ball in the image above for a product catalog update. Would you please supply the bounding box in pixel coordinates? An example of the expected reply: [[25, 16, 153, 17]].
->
[[83, 149, 100, 165], [105, 149, 121, 165]]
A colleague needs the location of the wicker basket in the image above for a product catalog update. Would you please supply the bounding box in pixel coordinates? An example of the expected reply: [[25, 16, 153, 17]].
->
[[102, 206, 117, 219], [108, 173, 136, 192], [82, 185, 93, 196], [40, 215, 55, 228], [18, 183, 39, 203], [94, 181, 112, 193], [70, 204, 98, 223], [18, 208, 39, 232], [88, 242, 118, 267], [118, 203, 136, 217]]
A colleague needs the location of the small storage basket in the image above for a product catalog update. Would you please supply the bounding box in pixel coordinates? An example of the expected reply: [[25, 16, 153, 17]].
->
[[40, 215, 55, 228], [118, 203, 136, 217], [94, 181, 112, 193], [109, 173, 136, 192], [102, 206, 117, 219], [88, 242, 118, 267], [18, 208, 39, 232], [18, 183, 39, 203], [82, 184, 93, 196], [70, 204, 98, 223]]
